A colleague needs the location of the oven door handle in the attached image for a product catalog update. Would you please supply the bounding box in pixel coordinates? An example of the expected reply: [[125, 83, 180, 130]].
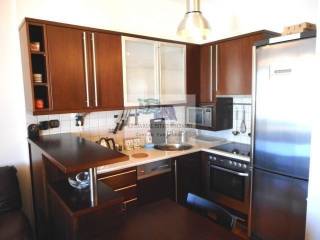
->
[[211, 165, 249, 177]]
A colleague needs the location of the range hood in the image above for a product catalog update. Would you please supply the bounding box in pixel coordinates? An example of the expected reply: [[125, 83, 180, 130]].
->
[[177, 0, 211, 41]]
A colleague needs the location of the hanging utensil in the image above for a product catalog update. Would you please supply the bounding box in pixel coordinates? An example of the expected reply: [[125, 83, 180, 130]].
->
[[119, 110, 130, 131], [240, 107, 247, 134], [232, 109, 240, 136], [113, 110, 125, 134]]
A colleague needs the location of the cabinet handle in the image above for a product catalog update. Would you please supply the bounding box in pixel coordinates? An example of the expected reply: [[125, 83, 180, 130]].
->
[[215, 44, 219, 93], [211, 165, 249, 177], [209, 45, 213, 102], [91, 33, 98, 107], [98, 169, 137, 180], [83, 32, 90, 107], [174, 160, 178, 202], [114, 184, 137, 192], [123, 197, 138, 204]]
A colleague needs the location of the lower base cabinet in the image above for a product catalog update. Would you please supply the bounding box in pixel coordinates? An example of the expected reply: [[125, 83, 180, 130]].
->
[[175, 152, 204, 205], [48, 181, 124, 240], [137, 172, 174, 205], [98, 167, 138, 210], [98, 153, 205, 209]]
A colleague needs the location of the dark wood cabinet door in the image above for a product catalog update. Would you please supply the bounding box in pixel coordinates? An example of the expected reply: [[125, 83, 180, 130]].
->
[[176, 152, 203, 205], [200, 45, 216, 104], [46, 25, 88, 111], [138, 172, 174, 205], [94, 32, 124, 109], [216, 34, 265, 95], [186, 44, 200, 106]]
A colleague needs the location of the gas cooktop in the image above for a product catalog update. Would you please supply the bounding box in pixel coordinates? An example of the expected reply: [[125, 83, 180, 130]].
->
[[210, 142, 251, 157]]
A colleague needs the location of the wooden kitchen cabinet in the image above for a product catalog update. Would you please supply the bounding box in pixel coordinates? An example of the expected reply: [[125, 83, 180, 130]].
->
[[216, 31, 279, 95], [175, 152, 203, 205], [46, 26, 124, 112], [21, 19, 124, 114], [93, 32, 124, 109], [46, 25, 88, 111], [198, 31, 279, 100], [200, 44, 216, 104], [98, 167, 138, 209], [186, 44, 200, 106], [137, 172, 174, 205]]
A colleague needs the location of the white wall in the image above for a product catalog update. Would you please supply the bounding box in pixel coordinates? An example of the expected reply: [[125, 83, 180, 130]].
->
[[201, 0, 318, 42], [15, 0, 184, 41], [306, 5, 320, 239], [0, 0, 33, 223], [14, 0, 319, 44]]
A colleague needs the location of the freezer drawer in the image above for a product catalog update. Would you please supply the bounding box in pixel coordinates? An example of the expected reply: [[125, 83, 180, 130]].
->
[[251, 169, 307, 240]]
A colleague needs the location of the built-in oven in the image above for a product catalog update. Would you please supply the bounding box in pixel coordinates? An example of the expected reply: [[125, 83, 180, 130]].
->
[[204, 153, 250, 216], [186, 97, 233, 131]]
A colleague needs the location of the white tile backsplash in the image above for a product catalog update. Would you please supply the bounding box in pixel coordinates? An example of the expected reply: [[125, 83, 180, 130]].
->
[[25, 98, 250, 145], [37, 115, 49, 122]]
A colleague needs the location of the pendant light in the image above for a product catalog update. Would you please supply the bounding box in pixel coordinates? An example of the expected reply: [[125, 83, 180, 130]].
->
[[177, 0, 211, 41]]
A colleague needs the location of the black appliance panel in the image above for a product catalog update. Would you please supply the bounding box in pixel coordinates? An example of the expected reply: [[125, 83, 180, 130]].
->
[[205, 153, 250, 215], [210, 166, 245, 201], [211, 142, 251, 157]]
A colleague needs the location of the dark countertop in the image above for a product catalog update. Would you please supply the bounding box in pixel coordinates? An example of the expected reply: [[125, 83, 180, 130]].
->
[[28, 133, 128, 174]]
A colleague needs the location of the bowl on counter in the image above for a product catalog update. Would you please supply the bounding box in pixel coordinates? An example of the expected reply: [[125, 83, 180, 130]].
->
[[68, 171, 90, 190]]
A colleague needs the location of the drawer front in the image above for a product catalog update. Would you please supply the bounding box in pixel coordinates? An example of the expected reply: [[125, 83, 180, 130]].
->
[[123, 197, 138, 210], [114, 184, 137, 201], [98, 168, 137, 189]]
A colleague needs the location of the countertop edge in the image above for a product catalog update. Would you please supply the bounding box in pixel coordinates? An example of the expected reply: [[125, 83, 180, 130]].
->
[[28, 135, 130, 174], [28, 137, 69, 173], [98, 144, 250, 174]]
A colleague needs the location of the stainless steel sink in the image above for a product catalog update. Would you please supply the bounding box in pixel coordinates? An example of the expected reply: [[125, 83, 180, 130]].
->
[[154, 143, 193, 151]]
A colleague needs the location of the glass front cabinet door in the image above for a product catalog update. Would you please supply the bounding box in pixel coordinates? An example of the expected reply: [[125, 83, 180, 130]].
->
[[122, 37, 186, 107]]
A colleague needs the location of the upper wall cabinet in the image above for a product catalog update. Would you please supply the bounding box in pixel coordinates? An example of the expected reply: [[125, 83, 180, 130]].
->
[[46, 26, 88, 111], [198, 31, 279, 102], [46, 26, 123, 112], [122, 37, 186, 107], [216, 31, 279, 96], [93, 32, 123, 109], [200, 44, 216, 105], [20, 19, 123, 115], [122, 37, 158, 107], [159, 43, 186, 105]]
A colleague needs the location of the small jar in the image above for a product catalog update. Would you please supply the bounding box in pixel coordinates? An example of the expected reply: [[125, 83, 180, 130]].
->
[[33, 73, 42, 83], [35, 99, 44, 109], [30, 42, 40, 52]]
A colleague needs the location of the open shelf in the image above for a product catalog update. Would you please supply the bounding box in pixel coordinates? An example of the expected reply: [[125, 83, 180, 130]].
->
[[28, 25, 45, 52], [31, 51, 46, 55], [31, 54, 47, 83], [34, 85, 49, 109], [33, 82, 48, 86], [48, 180, 123, 215], [28, 23, 50, 112]]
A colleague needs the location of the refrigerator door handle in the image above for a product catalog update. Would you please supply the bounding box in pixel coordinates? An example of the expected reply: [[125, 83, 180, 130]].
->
[[211, 165, 249, 177]]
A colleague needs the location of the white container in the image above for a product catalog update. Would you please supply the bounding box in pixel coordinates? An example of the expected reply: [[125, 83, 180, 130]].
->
[[33, 73, 42, 83]]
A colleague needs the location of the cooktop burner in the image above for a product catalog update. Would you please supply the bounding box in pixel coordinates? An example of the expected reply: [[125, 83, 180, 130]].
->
[[211, 142, 251, 157]]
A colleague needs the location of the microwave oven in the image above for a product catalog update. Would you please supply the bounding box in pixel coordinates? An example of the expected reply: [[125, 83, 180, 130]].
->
[[186, 98, 233, 131]]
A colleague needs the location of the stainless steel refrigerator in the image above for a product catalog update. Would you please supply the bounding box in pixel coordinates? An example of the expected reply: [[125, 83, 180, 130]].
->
[[251, 32, 316, 240]]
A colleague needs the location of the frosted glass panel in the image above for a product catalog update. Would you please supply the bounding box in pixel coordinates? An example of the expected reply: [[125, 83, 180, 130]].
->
[[160, 44, 186, 104], [124, 39, 158, 106]]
